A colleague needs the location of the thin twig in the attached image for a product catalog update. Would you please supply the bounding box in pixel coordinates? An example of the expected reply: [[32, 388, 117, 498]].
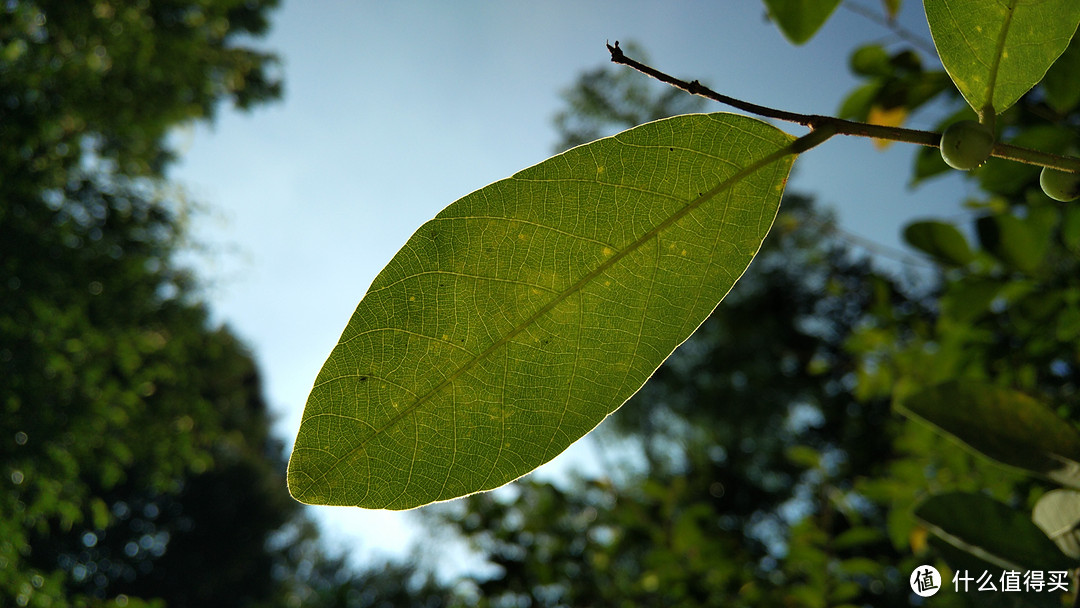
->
[[842, 0, 937, 55], [605, 41, 811, 126], [606, 41, 1080, 173], [607, 41, 937, 143]]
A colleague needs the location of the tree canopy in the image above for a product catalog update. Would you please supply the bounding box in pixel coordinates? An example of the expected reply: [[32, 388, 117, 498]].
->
[[0, 2, 400, 606]]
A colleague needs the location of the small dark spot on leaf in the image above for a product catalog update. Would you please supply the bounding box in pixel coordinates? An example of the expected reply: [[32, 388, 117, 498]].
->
[[359, 376, 368, 382], [669, 147, 674, 152]]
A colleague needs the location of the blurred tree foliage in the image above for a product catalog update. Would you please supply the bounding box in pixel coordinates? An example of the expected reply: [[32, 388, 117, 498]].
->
[[847, 29, 1080, 608], [0, 2, 454, 607]]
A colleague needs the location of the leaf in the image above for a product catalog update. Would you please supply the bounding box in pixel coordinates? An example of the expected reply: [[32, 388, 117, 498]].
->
[[897, 380, 1080, 487], [850, 44, 893, 77], [939, 276, 1001, 324], [914, 491, 1073, 571], [763, 0, 843, 45], [883, 0, 902, 20], [1033, 489, 1080, 559], [975, 213, 1048, 272], [837, 82, 881, 121], [1042, 33, 1080, 113], [832, 526, 886, 550], [902, 220, 974, 266], [924, 0, 1080, 115], [785, 445, 821, 469], [1063, 205, 1080, 254], [288, 113, 797, 509], [927, 537, 1064, 608]]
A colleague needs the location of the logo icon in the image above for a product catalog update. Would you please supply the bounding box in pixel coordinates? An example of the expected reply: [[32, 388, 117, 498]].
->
[[910, 565, 942, 597]]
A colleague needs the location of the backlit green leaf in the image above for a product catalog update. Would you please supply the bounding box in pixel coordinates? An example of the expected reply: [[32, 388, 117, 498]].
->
[[763, 0, 843, 45], [850, 44, 892, 78], [975, 212, 1049, 272], [1042, 34, 1080, 113], [903, 220, 974, 266], [924, 0, 1080, 115], [288, 113, 797, 509], [898, 380, 1080, 487]]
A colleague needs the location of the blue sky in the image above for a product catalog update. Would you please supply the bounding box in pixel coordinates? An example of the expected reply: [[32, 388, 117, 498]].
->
[[170, 1, 972, 568]]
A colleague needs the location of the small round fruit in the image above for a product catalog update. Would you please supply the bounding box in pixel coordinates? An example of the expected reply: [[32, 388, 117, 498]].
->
[[939, 120, 995, 170], [1040, 167, 1080, 202]]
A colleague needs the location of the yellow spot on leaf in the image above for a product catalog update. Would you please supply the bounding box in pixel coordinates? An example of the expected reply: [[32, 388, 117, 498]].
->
[[602, 247, 613, 257]]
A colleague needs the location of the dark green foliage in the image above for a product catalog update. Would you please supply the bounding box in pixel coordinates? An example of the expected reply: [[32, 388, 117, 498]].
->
[[0, 0, 282, 187], [0, 1, 459, 604], [914, 492, 1073, 571], [0, 1, 356, 605]]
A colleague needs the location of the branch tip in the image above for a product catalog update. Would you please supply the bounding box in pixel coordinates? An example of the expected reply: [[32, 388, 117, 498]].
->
[[607, 40, 623, 61]]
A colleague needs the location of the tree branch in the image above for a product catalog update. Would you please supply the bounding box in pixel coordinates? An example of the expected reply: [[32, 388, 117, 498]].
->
[[606, 41, 1080, 173]]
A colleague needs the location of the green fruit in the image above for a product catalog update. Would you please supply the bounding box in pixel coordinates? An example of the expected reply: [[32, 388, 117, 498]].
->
[[939, 120, 994, 170], [1040, 167, 1080, 202]]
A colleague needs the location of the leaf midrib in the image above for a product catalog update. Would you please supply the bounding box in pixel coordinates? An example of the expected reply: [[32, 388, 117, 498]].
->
[[983, 0, 1019, 113]]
